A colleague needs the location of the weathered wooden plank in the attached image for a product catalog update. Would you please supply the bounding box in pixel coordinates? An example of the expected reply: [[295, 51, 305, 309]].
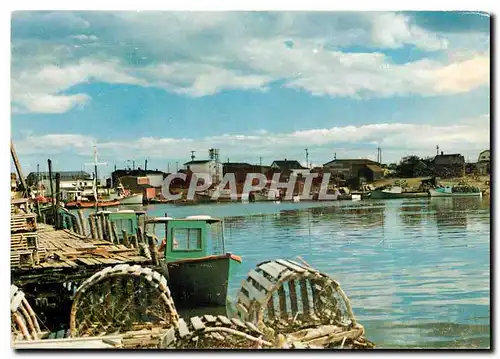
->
[[236, 303, 248, 321], [203, 315, 217, 323], [276, 259, 305, 273], [190, 316, 205, 331], [159, 327, 176, 348], [287, 259, 318, 273], [76, 258, 95, 266], [277, 285, 288, 318], [267, 294, 276, 320], [245, 321, 262, 334], [259, 262, 286, 279], [242, 280, 266, 302], [288, 279, 299, 315], [299, 279, 310, 314], [230, 317, 246, 329], [10, 291, 25, 312], [217, 315, 232, 327], [248, 269, 275, 292], [237, 291, 251, 308], [179, 318, 189, 338]]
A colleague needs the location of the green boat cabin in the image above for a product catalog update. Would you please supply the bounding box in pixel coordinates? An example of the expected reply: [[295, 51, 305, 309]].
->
[[145, 215, 226, 262]]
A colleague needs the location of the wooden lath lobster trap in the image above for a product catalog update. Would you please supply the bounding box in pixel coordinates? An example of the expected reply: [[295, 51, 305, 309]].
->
[[235, 258, 374, 348], [70, 264, 179, 338]]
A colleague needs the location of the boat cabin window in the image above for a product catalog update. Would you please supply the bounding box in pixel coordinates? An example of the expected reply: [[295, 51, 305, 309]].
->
[[113, 218, 134, 235], [172, 228, 202, 251]]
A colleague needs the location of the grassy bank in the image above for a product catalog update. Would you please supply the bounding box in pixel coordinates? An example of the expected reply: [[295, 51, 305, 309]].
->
[[373, 175, 490, 193]]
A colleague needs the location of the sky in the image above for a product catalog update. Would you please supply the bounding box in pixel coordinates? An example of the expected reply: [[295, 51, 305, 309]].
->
[[10, 11, 490, 177]]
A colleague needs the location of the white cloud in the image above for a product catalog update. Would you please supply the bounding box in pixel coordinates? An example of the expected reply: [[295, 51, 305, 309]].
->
[[10, 11, 489, 114], [18, 93, 91, 114], [11, 60, 146, 113], [371, 13, 448, 50]]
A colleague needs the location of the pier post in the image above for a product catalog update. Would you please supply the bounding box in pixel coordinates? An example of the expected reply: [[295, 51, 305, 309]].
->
[[95, 215, 103, 240], [122, 229, 130, 247], [88, 217, 97, 239], [55, 173, 61, 229], [146, 234, 159, 266], [77, 210, 88, 236], [137, 226, 145, 244], [111, 223, 120, 245], [131, 234, 139, 249], [99, 213, 107, 241], [106, 218, 115, 244]]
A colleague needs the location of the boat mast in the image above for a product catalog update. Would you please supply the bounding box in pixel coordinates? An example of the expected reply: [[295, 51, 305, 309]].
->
[[85, 145, 107, 213], [10, 140, 28, 198]]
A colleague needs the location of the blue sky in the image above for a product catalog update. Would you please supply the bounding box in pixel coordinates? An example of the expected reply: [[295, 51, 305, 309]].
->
[[11, 11, 490, 177]]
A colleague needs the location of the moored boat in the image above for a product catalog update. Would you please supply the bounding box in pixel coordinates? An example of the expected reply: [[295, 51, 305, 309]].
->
[[429, 185, 482, 197], [65, 200, 120, 209], [117, 193, 144, 205], [371, 186, 428, 200], [145, 215, 241, 308]]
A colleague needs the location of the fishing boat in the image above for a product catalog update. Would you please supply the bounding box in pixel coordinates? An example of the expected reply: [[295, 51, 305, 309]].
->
[[65, 200, 120, 209], [109, 183, 144, 205], [371, 186, 428, 200], [429, 185, 482, 197], [145, 215, 241, 308], [248, 188, 279, 202]]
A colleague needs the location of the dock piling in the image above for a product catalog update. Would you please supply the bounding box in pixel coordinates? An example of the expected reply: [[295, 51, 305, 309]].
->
[[88, 217, 97, 239]]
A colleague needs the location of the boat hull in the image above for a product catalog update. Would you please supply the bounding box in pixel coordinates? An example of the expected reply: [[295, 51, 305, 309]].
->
[[65, 200, 120, 209], [166, 253, 241, 308], [118, 193, 144, 205], [371, 191, 429, 200], [429, 189, 482, 197]]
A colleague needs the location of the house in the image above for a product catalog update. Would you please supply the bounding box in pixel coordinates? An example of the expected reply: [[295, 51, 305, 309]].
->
[[270, 159, 310, 178], [26, 171, 95, 197], [223, 162, 270, 183], [433, 152, 465, 178], [111, 169, 169, 200], [476, 149, 490, 175], [183, 159, 223, 183], [322, 158, 384, 186]]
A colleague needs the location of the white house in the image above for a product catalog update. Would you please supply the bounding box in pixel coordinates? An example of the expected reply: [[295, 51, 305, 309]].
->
[[270, 159, 311, 177], [184, 160, 223, 184], [478, 149, 490, 162]]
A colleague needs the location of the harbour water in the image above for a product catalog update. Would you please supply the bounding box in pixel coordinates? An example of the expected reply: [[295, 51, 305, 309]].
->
[[141, 197, 490, 349]]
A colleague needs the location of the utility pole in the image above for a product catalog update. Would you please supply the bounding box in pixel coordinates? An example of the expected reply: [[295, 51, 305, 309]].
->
[[305, 149, 309, 168], [132, 160, 135, 171], [436, 145, 439, 156]]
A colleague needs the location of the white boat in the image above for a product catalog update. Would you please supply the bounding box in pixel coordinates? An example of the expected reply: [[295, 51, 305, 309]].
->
[[118, 193, 144, 205], [109, 183, 144, 205], [251, 188, 279, 202], [429, 185, 482, 197], [351, 194, 362, 201]]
